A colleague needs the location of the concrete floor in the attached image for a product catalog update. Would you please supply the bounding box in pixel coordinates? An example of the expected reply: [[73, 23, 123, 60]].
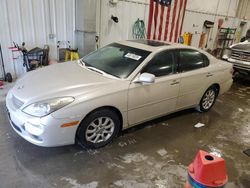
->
[[0, 76, 249, 188]]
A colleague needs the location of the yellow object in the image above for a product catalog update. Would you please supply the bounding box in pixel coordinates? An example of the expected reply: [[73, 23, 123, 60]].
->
[[65, 48, 79, 61], [183, 32, 192, 46]]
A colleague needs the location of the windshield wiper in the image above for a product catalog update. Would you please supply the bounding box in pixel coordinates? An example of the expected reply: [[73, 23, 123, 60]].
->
[[78, 59, 85, 66], [86, 66, 106, 75], [86, 66, 120, 79]]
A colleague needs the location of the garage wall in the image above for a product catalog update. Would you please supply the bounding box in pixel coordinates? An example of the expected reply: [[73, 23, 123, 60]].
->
[[97, 0, 243, 50], [75, 0, 97, 57], [0, 0, 75, 78], [186, 0, 239, 16], [97, 0, 150, 47], [236, 0, 250, 37], [182, 0, 240, 49], [2, 0, 249, 79], [237, 0, 250, 19]]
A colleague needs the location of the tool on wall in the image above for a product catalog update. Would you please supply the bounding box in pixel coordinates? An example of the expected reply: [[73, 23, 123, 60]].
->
[[132, 19, 146, 39], [0, 44, 12, 83], [203, 20, 214, 49], [95, 36, 99, 49], [111, 15, 119, 23]]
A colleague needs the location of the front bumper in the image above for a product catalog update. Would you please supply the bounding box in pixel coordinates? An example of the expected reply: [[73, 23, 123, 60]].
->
[[228, 58, 250, 73], [6, 92, 80, 147]]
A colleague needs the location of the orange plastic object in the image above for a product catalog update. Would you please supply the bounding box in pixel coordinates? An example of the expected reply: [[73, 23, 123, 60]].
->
[[60, 121, 79, 128], [185, 181, 193, 188], [188, 150, 228, 187]]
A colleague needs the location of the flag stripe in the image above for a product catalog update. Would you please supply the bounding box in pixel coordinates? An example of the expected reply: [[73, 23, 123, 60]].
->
[[150, 2, 156, 40], [157, 5, 165, 40], [153, 2, 159, 40], [161, 5, 168, 41], [174, 0, 183, 42], [163, 6, 171, 41], [147, 0, 187, 42], [179, 0, 187, 37], [169, 0, 178, 42], [147, 0, 154, 39]]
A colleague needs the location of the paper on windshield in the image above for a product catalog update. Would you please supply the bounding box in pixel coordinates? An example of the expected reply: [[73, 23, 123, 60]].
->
[[125, 53, 142, 60]]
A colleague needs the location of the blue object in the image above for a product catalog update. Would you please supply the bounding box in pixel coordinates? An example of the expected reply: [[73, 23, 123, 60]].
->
[[154, 0, 172, 7], [188, 174, 225, 188], [179, 36, 184, 44]]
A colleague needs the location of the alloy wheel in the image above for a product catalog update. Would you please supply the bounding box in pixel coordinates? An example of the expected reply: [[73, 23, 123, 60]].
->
[[202, 89, 216, 110], [85, 117, 115, 144]]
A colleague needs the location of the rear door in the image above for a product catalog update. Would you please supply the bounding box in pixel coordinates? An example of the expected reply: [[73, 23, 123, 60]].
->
[[176, 49, 211, 110]]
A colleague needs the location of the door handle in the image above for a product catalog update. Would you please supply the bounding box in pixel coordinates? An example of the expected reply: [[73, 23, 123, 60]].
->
[[206, 73, 213, 77], [170, 80, 180, 85]]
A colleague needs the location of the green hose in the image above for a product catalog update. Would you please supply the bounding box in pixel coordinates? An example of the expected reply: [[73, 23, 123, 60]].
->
[[132, 19, 146, 39]]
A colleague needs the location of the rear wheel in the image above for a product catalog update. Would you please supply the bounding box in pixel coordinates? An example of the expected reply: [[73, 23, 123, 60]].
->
[[77, 109, 121, 149], [196, 86, 217, 112]]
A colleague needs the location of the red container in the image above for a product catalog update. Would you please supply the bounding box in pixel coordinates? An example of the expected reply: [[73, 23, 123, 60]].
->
[[0, 80, 3, 87], [188, 150, 228, 187]]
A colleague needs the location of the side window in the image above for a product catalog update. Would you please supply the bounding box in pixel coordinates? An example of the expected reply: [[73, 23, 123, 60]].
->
[[142, 51, 175, 77], [179, 49, 209, 72]]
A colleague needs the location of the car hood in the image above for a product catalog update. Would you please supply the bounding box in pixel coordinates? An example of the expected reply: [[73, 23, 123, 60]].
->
[[231, 40, 250, 51], [11, 62, 119, 103]]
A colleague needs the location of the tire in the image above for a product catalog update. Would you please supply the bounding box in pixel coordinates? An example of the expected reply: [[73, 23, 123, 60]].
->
[[196, 86, 217, 112], [77, 109, 121, 149], [5, 73, 12, 83]]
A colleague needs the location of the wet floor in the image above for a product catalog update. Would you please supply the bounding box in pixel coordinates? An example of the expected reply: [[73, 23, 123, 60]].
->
[[0, 76, 249, 188]]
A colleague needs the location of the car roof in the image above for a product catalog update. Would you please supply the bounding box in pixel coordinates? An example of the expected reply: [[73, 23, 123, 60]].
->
[[116, 39, 197, 52]]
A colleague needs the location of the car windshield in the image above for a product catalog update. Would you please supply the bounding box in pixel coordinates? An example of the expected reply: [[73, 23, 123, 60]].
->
[[82, 43, 151, 78]]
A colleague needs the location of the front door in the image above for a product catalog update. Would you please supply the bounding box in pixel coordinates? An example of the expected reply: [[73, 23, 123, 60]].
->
[[128, 50, 180, 126]]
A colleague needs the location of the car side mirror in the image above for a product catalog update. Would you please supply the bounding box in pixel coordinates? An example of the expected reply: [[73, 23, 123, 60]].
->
[[136, 73, 155, 84]]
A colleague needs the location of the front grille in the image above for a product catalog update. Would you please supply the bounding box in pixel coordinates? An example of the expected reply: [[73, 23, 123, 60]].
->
[[12, 121, 22, 133], [12, 95, 24, 109], [6, 109, 22, 133], [231, 49, 250, 62]]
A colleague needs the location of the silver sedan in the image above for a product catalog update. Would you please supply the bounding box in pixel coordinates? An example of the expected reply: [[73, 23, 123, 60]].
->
[[6, 40, 233, 148]]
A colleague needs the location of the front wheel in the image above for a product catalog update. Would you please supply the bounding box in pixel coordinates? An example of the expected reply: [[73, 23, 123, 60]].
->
[[196, 86, 217, 112], [77, 109, 121, 149]]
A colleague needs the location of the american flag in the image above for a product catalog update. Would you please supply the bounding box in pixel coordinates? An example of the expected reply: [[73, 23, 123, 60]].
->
[[147, 0, 187, 43]]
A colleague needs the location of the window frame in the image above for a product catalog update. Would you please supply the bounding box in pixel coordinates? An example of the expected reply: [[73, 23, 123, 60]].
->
[[140, 49, 178, 78], [176, 49, 210, 73]]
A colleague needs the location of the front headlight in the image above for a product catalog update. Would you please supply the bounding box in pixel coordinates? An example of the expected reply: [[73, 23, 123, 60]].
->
[[22, 97, 74, 117]]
